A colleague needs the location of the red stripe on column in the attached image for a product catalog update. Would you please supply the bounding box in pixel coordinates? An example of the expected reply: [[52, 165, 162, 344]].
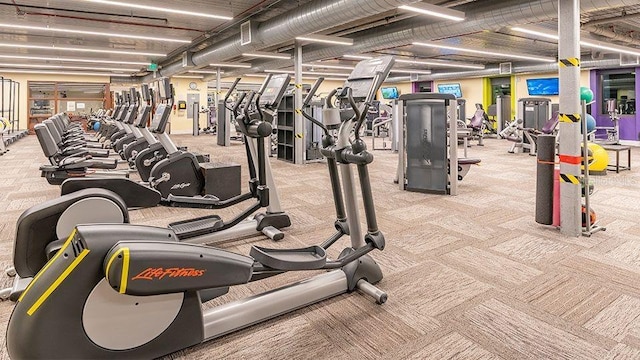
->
[[558, 154, 582, 165]]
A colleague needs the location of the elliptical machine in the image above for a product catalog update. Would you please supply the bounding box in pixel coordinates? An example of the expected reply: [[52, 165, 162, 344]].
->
[[0, 75, 293, 301], [6, 56, 393, 360]]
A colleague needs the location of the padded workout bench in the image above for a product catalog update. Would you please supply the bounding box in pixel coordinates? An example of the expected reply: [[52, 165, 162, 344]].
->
[[602, 144, 631, 173]]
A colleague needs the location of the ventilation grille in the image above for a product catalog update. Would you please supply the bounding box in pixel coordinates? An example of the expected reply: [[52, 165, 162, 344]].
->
[[620, 54, 639, 66], [241, 21, 253, 46], [499, 62, 512, 75]]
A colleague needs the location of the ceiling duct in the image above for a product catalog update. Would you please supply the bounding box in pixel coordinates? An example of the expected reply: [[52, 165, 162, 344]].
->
[[143, 0, 423, 81], [237, 0, 638, 77], [418, 59, 623, 81]]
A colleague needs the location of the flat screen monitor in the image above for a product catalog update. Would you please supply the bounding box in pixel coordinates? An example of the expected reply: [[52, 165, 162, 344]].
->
[[381, 87, 399, 99], [526, 78, 559, 96], [437, 83, 462, 98]]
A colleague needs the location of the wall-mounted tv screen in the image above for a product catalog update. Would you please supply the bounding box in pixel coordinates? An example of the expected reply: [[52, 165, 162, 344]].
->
[[381, 87, 399, 99], [437, 83, 462, 98], [526, 77, 559, 96]]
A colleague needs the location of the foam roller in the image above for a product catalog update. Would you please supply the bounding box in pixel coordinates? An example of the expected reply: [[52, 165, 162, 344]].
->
[[535, 135, 555, 225]]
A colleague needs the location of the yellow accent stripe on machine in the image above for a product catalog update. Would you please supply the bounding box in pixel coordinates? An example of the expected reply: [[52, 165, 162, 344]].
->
[[559, 173, 581, 185], [120, 248, 130, 294], [18, 229, 77, 302], [559, 113, 581, 123], [558, 58, 580, 67], [27, 248, 90, 316], [105, 247, 131, 294]]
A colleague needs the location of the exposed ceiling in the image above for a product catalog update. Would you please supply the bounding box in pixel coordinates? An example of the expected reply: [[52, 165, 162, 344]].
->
[[0, 0, 637, 81]]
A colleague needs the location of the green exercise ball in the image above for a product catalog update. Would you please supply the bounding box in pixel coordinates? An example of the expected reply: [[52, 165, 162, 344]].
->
[[580, 87, 594, 103]]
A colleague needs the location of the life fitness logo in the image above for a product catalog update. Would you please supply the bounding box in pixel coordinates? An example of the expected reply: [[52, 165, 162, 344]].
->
[[132, 267, 206, 280]]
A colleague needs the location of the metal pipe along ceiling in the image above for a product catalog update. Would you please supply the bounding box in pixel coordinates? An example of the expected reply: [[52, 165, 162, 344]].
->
[[144, 0, 423, 80], [233, 0, 638, 77], [583, 25, 640, 47], [416, 59, 622, 81]]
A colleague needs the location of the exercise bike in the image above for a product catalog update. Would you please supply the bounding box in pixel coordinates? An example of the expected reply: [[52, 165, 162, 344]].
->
[[6, 56, 393, 360]]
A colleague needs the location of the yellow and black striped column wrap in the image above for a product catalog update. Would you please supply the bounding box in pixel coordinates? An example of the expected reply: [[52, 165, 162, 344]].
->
[[558, 57, 580, 67], [295, 108, 302, 115], [559, 173, 580, 185], [295, 133, 304, 139], [294, 83, 303, 89], [559, 113, 581, 123]]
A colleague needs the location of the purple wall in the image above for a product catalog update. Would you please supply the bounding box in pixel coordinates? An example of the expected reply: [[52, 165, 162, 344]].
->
[[590, 68, 639, 141]]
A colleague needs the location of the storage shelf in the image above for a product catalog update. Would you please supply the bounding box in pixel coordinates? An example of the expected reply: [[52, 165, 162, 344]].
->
[[277, 94, 295, 162]]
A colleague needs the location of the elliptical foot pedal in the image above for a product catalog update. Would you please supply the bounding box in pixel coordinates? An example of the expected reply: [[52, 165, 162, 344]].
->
[[250, 245, 326, 271], [169, 215, 224, 239]]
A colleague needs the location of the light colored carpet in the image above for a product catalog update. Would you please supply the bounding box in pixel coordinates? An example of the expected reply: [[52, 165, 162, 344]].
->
[[0, 134, 639, 359]]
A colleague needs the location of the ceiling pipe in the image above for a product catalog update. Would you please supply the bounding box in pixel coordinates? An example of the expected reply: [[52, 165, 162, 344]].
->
[[142, 0, 423, 81], [415, 59, 623, 81], [581, 10, 640, 27], [230, 0, 638, 78], [582, 25, 640, 47]]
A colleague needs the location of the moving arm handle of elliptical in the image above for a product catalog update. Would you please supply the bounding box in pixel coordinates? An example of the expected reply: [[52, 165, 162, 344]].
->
[[232, 92, 247, 118], [304, 77, 324, 107], [224, 78, 242, 111]]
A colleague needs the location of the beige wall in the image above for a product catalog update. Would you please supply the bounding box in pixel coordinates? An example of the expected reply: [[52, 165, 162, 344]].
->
[[168, 77, 208, 134], [514, 70, 591, 104], [0, 72, 110, 130], [434, 78, 484, 112]]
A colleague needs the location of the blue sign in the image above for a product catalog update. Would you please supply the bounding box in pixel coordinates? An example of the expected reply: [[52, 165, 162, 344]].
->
[[526, 78, 559, 96], [437, 83, 462, 98]]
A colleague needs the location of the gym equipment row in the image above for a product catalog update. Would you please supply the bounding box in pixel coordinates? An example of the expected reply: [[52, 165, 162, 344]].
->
[[5, 56, 394, 360]]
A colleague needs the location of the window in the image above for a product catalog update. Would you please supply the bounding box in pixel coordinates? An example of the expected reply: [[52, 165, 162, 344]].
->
[[28, 81, 110, 133], [601, 72, 635, 115]]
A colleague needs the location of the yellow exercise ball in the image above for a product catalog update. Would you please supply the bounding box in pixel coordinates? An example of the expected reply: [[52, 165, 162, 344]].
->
[[581, 143, 608, 174]]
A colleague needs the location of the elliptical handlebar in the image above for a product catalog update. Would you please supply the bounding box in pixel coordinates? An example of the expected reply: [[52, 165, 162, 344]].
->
[[232, 92, 247, 118], [244, 91, 257, 121], [257, 74, 273, 96], [304, 77, 324, 107], [224, 78, 242, 111]]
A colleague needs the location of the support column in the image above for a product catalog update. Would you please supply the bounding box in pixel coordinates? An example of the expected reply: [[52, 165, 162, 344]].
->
[[558, 0, 582, 236], [215, 67, 221, 107], [294, 42, 304, 164]]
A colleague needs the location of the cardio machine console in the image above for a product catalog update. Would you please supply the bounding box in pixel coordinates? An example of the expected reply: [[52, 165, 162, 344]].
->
[[342, 56, 394, 100], [149, 104, 171, 134], [259, 74, 291, 109]]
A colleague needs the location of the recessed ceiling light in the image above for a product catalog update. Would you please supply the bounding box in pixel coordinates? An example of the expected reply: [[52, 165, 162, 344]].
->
[[412, 41, 556, 62], [398, 3, 465, 21], [296, 34, 353, 46], [264, 69, 350, 77], [0, 63, 139, 72], [0, 69, 130, 76], [0, 54, 150, 65], [242, 51, 292, 60], [0, 22, 190, 43], [209, 62, 252, 68], [0, 42, 166, 57], [395, 58, 485, 69], [391, 69, 432, 75], [188, 70, 224, 74], [79, 0, 233, 20], [512, 26, 640, 57], [173, 75, 204, 79], [343, 54, 373, 60], [303, 63, 355, 70]]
